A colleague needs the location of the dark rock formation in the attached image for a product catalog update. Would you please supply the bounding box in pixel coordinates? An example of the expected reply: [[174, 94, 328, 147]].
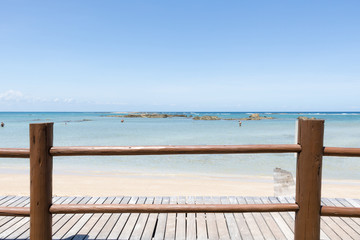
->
[[297, 116, 316, 120], [239, 113, 275, 120], [193, 116, 221, 120]]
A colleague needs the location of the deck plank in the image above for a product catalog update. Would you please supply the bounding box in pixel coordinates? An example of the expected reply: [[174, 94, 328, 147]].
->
[[245, 197, 275, 240], [71, 197, 115, 240], [12, 196, 72, 240], [0, 197, 31, 239], [0, 196, 29, 234], [335, 198, 360, 232], [52, 196, 78, 226], [0, 196, 16, 205], [282, 196, 332, 240], [345, 198, 360, 208], [86, 197, 121, 239], [0, 195, 359, 239], [4, 197, 61, 240], [212, 196, 231, 240], [194, 196, 208, 240], [60, 196, 103, 239], [95, 196, 128, 239], [238, 197, 265, 240], [153, 197, 169, 240], [130, 197, 155, 239], [105, 196, 138, 239], [260, 197, 292, 240], [164, 196, 177, 240], [321, 198, 360, 239], [176, 196, 186, 240], [118, 196, 146, 239], [86, 197, 118, 239], [268, 197, 294, 233], [0, 197, 32, 240], [0, 196, 8, 203], [53, 197, 92, 238], [228, 196, 253, 240], [185, 196, 196, 240], [52, 197, 88, 238], [0, 196, 28, 227], [220, 196, 241, 240], [253, 197, 286, 240], [141, 196, 162, 240], [318, 200, 350, 240], [7, 197, 62, 240], [203, 196, 219, 240]]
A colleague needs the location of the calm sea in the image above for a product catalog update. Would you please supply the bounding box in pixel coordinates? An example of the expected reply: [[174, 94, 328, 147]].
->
[[0, 112, 359, 180]]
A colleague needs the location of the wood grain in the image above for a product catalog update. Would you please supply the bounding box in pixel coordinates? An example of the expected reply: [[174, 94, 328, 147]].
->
[[321, 206, 360, 217], [324, 147, 360, 157], [0, 148, 29, 158], [49, 203, 299, 214], [294, 119, 324, 240], [30, 123, 53, 240], [50, 144, 301, 156]]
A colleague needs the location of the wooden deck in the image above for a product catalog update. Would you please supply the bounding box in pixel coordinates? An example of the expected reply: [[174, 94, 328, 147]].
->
[[0, 196, 359, 240]]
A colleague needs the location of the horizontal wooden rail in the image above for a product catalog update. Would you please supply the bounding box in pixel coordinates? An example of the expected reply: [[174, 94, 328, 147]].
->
[[0, 148, 30, 158], [49, 203, 299, 214], [324, 147, 360, 157], [2, 146, 360, 158], [50, 144, 302, 156], [0, 207, 30, 216], [321, 206, 360, 218]]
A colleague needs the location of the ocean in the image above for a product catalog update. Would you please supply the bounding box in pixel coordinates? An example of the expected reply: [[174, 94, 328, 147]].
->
[[0, 112, 359, 180]]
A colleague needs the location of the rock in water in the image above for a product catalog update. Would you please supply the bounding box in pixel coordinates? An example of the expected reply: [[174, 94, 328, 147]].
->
[[249, 113, 260, 119], [273, 168, 295, 197], [298, 116, 317, 120], [192, 116, 221, 120], [239, 113, 275, 120]]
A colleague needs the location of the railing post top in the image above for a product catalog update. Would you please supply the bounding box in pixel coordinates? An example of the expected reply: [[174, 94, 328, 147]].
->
[[297, 118, 324, 124], [29, 122, 54, 127]]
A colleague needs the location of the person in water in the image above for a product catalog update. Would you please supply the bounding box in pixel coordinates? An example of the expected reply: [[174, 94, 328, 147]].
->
[[238, 120, 242, 127], [1, 122, 4, 127]]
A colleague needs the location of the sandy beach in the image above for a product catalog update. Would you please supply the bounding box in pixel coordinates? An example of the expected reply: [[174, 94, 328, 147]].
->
[[1, 173, 359, 198]]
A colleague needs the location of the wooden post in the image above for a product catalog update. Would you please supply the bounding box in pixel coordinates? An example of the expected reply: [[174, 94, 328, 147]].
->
[[30, 123, 53, 240], [294, 119, 324, 240]]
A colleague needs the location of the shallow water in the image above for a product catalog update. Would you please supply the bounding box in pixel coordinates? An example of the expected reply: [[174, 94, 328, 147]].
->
[[0, 112, 359, 179]]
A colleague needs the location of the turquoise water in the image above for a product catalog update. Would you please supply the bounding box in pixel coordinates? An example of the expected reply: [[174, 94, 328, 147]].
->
[[0, 112, 360, 179]]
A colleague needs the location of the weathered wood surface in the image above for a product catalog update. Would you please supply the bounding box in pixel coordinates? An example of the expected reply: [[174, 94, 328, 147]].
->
[[29, 123, 53, 240], [295, 119, 324, 240], [0, 148, 29, 158], [5, 145, 360, 158], [49, 144, 302, 156], [323, 147, 360, 157], [0, 196, 359, 239], [49, 203, 299, 214]]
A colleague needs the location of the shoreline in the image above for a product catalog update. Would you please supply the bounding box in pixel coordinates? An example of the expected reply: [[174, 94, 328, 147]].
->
[[1, 172, 359, 198]]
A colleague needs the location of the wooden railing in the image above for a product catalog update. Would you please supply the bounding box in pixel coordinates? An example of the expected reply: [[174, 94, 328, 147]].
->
[[0, 119, 359, 240]]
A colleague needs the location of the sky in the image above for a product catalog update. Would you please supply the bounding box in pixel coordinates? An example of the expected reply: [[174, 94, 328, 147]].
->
[[0, 1, 359, 112]]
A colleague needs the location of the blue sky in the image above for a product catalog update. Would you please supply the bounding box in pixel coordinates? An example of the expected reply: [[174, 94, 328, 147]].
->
[[0, 1, 359, 111]]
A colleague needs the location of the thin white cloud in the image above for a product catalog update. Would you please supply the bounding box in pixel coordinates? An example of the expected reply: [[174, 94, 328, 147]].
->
[[63, 98, 73, 103], [0, 90, 75, 104], [0, 90, 24, 101]]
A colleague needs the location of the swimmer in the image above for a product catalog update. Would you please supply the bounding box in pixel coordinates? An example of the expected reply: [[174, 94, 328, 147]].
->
[[121, 119, 124, 123], [238, 120, 242, 127], [1, 122, 4, 127]]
